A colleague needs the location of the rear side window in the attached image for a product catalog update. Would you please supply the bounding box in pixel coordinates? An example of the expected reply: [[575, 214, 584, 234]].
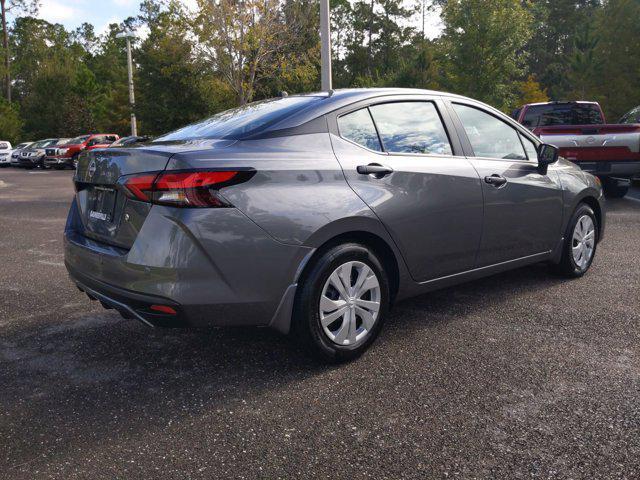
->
[[453, 103, 527, 160], [369, 102, 452, 155], [522, 103, 604, 128], [338, 108, 382, 152]]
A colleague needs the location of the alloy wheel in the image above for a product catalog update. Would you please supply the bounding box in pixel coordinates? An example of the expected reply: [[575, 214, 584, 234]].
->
[[319, 261, 381, 346], [572, 215, 595, 270]]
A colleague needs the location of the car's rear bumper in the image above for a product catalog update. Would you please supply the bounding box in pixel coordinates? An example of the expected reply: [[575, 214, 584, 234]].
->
[[572, 160, 640, 178], [67, 263, 186, 327], [64, 198, 311, 330]]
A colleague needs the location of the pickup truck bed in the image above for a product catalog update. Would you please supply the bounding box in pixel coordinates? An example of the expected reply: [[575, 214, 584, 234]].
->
[[514, 101, 640, 198]]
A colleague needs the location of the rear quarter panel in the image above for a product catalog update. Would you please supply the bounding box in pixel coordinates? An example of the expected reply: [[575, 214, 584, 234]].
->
[[165, 133, 393, 248]]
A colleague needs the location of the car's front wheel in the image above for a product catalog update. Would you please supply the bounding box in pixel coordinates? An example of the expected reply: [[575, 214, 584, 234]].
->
[[601, 177, 629, 198], [294, 243, 390, 362], [553, 203, 598, 278]]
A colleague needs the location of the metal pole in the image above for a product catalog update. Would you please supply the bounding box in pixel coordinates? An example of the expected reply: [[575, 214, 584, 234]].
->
[[125, 37, 138, 137], [320, 0, 332, 91]]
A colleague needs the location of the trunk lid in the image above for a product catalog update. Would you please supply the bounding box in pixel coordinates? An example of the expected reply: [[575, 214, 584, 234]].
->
[[73, 139, 234, 248]]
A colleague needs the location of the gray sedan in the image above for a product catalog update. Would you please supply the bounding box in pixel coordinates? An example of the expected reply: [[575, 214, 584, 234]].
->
[[64, 88, 605, 362]]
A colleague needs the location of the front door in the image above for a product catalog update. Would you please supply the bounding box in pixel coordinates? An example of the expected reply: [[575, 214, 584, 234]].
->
[[330, 98, 484, 282], [448, 101, 564, 267]]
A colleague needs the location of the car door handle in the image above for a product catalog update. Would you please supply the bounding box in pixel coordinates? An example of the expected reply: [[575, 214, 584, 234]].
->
[[357, 164, 394, 177], [484, 174, 508, 187]]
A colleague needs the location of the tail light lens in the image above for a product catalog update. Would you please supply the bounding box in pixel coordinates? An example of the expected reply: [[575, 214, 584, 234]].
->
[[121, 170, 252, 207]]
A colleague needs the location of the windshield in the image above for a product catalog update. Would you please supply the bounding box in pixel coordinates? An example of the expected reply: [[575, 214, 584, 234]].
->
[[31, 140, 52, 148], [0, 142, 9, 149], [56, 138, 72, 145], [155, 96, 323, 141], [619, 107, 640, 124], [69, 135, 90, 144], [522, 104, 604, 128], [16, 143, 30, 149]]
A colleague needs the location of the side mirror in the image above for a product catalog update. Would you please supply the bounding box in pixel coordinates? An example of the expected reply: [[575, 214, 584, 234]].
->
[[537, 143, 559, 173]]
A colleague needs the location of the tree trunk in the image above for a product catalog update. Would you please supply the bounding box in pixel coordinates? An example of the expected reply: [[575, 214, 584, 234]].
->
[[1, 0, 9, 103], [367, 0, 373, 77]]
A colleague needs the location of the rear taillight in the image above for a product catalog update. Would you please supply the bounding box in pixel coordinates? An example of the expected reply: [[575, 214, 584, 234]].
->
[[121, 170, 252, 208]]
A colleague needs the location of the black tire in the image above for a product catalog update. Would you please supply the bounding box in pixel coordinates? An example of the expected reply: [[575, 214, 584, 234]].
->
[[552, 203, 599, 278], [601, 178, 629, 198], [293, 243, 390, 363]]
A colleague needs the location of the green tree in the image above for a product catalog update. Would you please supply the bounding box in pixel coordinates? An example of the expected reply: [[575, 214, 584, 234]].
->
[[0, 0, 37, 102], [136, 1, 211, 134], [0, 96, 21, 141], [335, 0, 415, 86], [440, 0, 533, 111], [524, 0, 601, 100], [592, 0, 640, 120]]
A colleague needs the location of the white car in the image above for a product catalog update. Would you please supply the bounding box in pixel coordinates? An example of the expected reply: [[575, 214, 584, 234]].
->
[[0, 141, 12, 166]]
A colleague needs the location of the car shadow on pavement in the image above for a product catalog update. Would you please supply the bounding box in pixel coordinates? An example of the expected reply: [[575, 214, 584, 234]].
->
[[0, 262, 567, 470]]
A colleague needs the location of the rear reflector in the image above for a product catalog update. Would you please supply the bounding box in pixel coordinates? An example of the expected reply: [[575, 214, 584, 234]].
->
[[150, 305, 177, 315], [121, 170, 252, 207]]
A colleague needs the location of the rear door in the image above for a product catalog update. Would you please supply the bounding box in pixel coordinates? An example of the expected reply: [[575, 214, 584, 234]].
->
[[446, 101, 563, 267], [330, 96, 484, 282]]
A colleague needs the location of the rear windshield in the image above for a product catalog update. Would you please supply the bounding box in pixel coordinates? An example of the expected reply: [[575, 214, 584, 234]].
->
[[0, 142, 9, 149], [522, 104, 604, 128], [69, 135, 90, 144], [155, 96, 323, 141]]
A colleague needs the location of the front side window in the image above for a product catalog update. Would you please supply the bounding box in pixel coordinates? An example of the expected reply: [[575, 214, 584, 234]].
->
[[337, 108, 382, 151], [453, 104, 527, 160], [520, 134, 538, 161], [369, 102, 453, 155]]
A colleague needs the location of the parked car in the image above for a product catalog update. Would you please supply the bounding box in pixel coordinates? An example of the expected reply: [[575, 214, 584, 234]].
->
[[43, 138, 75, 169], [15, 138, 61, 169], [0, 141, 12, 167], [65, 88, 605, 362], [9, 142, 33, 166], [45, 133, 120, 169], [512, 101, 640, 198], [619, 105, 640, 125]]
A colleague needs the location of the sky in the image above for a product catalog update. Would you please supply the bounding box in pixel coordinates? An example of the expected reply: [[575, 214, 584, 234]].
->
[[13, 0, 442, 38]]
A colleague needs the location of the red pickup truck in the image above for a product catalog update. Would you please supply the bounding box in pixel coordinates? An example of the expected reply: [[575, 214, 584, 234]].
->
[[513, 101, 640, 198], [44, 133, 119, 170]]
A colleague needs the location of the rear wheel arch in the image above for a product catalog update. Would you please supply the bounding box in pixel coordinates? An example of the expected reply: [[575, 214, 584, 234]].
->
[[298, 230, 401, 304]]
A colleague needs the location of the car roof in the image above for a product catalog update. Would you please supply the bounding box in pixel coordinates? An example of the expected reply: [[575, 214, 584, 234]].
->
[[267, 88, 469, 131]]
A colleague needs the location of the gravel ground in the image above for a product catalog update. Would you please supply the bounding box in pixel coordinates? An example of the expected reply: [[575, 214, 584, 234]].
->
[[1, 167, 639, 479]]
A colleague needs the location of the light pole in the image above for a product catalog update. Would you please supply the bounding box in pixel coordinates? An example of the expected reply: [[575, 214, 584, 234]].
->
[[116, 30, 138, 137], [320, 0, 332, 91]]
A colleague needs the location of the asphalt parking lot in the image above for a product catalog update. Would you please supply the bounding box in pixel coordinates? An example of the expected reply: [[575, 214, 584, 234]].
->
[[1, 168, 639, 479]]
